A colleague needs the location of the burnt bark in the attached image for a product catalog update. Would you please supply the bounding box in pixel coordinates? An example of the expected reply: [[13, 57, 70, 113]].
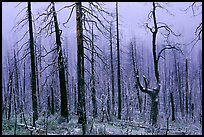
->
[[51, 2, 69, 120], [131, 41, 142, 113], [28, 2, 38, 126], [185, 59, 189, 115], [8, 70, 13, 121], [177, 63, 184, 117], [109, 22, 115, 116], [51, 87, 55, 115], [91, 23, 97, 118], [76, 2, 87, 134], [136, 2, 161, 126], [116, 2, 122, 120], [170, 92, 175, 121]]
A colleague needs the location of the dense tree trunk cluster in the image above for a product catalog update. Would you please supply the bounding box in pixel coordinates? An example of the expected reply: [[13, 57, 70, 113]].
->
[[2, 2, 202, 135]]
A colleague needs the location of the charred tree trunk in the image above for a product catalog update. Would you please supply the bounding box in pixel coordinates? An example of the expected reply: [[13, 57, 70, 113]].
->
[[107, 82, 111, 119], [131, 41, 142, 113], [185, 59, 189, 115], [51, 2, 69, 120], [163, 50, 167, 114], [109, 22, 115, 116], [72, 77, 77, 114], [136, 2, 161, 126], [150, 93, 158, 125], [36, 36, 42, 114], [8, 70, 13, 121], [116, 2, 122, 120], [91, 23, 97, 118], [170, 92, 175, 121], [47, 96, 51, 115], [51, 87, 55, 115], [23, 60, 26, 113], [28, 2, 38, 126], [14, 50, 20, 115], [177, 63, 184, 117], [76, 2, 87, 134]]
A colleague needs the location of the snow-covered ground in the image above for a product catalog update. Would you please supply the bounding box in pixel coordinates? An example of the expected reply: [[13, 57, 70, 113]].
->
[[2, 114, 202, 135]]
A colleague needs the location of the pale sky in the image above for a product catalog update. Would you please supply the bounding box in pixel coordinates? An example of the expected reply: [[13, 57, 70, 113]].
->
[[2, 2, 202, 60]]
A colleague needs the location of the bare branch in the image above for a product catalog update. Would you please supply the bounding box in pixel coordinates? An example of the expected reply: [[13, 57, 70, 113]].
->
[[57, 3, 76, 12], [157, 44, 183, 61], [136, 69, 151, 94], [16, 51, 30, 63], [145, 23, 154, 33], [62, 5, 76, 28], [40, 47, 57, 58]]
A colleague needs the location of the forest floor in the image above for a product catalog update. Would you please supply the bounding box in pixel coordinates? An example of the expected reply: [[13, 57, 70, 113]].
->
[[2, 113, 202, 135]]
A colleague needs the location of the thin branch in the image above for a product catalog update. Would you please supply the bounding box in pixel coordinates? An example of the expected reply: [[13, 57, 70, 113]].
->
[[62, 5, 76, 27]]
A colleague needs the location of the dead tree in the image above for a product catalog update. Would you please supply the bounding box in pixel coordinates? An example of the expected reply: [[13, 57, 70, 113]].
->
[[90, 23, 97, 118], [8, 63, 13, 121], [136, 2, 182, 126], [76, 2, 87, 134], [109, 21, 115, 116], [130, 38, 142, 113], [61, 2, 112, 133], [116, 2, 122, 120], [35, 2, 69, 120], [52, 2, 69, 120], [28, 2, 38, 126], [185, 58, 189, 115]]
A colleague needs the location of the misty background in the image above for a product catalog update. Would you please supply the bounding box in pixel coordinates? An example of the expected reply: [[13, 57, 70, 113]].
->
[[2, 2, 202, 63]]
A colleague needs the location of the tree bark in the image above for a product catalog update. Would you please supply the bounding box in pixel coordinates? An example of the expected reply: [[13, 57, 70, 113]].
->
[[131, 40, 142, 113], [28, 2, 38, 126], [109, 22, 115, 116], [51, 87, 55, 115], [150, 94, 158, 126], [52, 2, 69, 120], [177, 63, 184, 117], [136, 2, 161, 126], [116, 2, 122, 120], [170, 92, 175, 121], [8, 70, 13, 121], [185, 59, 189, 115], [91, 23, 97, 118], [76, 2, 87, 134]]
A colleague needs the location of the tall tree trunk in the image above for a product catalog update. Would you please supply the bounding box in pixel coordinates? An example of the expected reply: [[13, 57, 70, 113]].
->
[[28, 2, 38, 126], [163, 50, 167, 114], [185, 59, 189, 115], [149, 2, 160, 126], [150, 94, 158, 126], [116, 2, 122, 120], [13, 84, 17, 135], [51, 87, 55, 115], [107, 82, 111, 119], [36, 36, 41, 114], [76, 2, 87, 134], [14, 50, 20, 115], [23, 60, 26, 113], [91, 23, 97, 118], [51, 2, 68, 120], [136, 2, 160, 126], [177, 62, 184, 117], [131, 40, 142, 113], [109, 22, 115, 116], [72, 77, 77, 114], [170, 91, 175, 121], [8, 70, 13, 121]]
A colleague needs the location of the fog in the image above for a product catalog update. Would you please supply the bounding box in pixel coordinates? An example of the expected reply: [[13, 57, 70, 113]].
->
[[2, 2, 202, 135], [2, 2, 202, 60]]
